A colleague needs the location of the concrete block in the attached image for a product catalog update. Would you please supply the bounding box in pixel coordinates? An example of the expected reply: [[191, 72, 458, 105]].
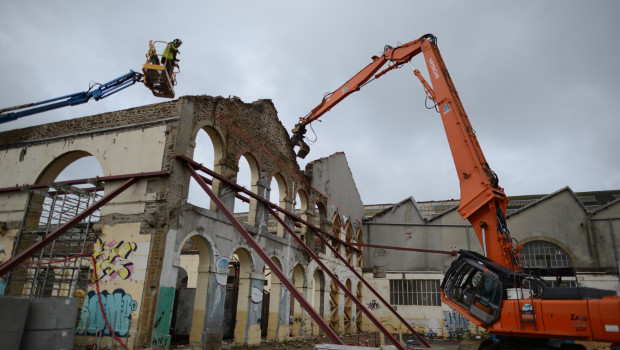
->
[[0, 297, 30, 350], [23, 297, 79, 330], [20, 298, 79, 350]]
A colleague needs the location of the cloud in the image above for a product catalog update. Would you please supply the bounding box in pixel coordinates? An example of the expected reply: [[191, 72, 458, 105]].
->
[[1, 0, 619, 204]]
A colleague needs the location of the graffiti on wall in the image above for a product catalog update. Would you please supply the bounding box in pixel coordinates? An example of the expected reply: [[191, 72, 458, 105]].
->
[[210, 257, 229, 319], [367, 299, 381, 310], [76, 289, 138, 337], [444, 310, 470, 334], [93, 238, 138, 281], [151, 287, 174, 348]]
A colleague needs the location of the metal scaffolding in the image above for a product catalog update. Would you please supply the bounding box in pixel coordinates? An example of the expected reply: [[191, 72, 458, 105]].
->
[[6, 183, 101, 297]]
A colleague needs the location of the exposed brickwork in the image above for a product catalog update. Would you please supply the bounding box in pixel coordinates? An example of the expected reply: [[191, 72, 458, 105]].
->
[[0, 100, 180, 149], [190, 95, 303, 181], [0, 95, 359, 349]]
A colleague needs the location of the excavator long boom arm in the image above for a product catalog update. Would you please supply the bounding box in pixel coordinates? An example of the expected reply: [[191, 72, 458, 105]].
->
[[292, 34, 521, 271], [292, 34, 620, 346]]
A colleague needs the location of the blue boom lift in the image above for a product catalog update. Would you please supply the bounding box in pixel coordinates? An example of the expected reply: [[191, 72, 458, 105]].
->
[[0, 40, 179, 125]]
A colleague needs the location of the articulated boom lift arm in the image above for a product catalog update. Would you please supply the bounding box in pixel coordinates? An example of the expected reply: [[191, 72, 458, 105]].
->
[[0, 70, 144, 125], [292, 34, 520, 271], [0, 40, 179, 125]]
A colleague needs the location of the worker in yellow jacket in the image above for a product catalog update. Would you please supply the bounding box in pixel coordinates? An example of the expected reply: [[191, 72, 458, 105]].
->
[[162, 39, 182, 77]]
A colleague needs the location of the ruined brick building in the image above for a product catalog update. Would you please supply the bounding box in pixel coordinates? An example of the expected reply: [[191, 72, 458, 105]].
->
[[0, 95, 618, 349], [0, 95, 366, 349]]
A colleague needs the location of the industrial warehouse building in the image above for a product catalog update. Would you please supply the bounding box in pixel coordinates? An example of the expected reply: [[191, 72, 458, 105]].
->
[[0, 96, 618, 349]]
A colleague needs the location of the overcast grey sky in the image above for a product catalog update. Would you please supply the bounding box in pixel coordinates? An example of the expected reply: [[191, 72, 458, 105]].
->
[[1, 1, 619, 205]]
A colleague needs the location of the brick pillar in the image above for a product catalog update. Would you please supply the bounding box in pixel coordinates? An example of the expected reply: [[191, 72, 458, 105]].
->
[[253, 175, 270, 236], [210, 162, 238, 214], [245, 274, 265, 345], [202, 268, 228, 350], [277, 284, 290, 340], [301, 209, 315, 250], [278, 196, 294, 237]]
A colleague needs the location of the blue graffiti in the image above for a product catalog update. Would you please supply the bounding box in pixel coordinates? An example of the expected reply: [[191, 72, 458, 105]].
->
[[367, 299, 381, 310], [76, 288, 138, 337]]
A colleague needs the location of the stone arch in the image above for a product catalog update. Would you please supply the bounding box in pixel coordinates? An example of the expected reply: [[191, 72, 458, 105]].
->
[[315, 201, 327, 227], [174, 234, 213, 346], [35, 150, 101, 183], [294, 188, 309, 213], [290, 263, 306, 337], [270, 172, 288, 237], [8, 151, 104, 297], [329, 279, 340, 332], [231, 247, 255, 343], [265, 257, 285, 340], [294, 189, 311, 244], [356, 226, 364, 267], [191, 124, 225, 165], [355, 282, 363, 332], [344, 221, 354, 266], [188, 125, 224, 209], [313, 201, 328, 253], [344, 279, 352, 334], [311, 268, 325, 316], [331, 213, 342, 258], [234, 153, 260, 226]]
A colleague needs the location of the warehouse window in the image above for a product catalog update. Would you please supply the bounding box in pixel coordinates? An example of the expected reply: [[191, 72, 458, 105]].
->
[[522, 241, 573, 268], [389, 279, 441, 306], [521, 241, 577, 287]]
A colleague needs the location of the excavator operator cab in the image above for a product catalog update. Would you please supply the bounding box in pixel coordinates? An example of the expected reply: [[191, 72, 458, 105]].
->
[[442, 250, 518, 325], [142, 40, 179, 98]]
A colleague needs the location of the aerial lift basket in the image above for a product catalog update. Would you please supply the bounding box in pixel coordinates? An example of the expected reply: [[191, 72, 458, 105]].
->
[[142, 40, 178, 98]]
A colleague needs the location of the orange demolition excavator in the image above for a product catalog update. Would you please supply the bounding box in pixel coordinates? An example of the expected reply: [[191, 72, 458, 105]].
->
[[290, 34, 620, 349]]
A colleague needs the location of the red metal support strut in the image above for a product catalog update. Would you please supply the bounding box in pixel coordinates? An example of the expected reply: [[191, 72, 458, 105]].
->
[[184, 162, 345, 345], [0, 177, 138, 276]]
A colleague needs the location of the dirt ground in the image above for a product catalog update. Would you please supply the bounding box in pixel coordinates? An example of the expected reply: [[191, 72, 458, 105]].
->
[[217, 339, 616, 350], [219, 337, 463, 349]]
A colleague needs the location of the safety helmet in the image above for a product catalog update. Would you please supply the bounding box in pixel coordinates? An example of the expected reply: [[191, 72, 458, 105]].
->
[[174, 39, 182, 46]]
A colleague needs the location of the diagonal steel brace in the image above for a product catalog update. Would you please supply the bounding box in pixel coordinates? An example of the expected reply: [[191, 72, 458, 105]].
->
[[178, 154, 429, 346], [184, 162, 344, 345], [0, 177, 138, 277], [265, 204, 410, 349]]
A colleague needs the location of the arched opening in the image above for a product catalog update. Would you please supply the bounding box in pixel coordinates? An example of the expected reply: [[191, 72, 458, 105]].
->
[[264, 257, 284, 340], [234, 154, 259, 226], [295, 190, 310, 244], [521, 241, 576, 287], [314, 202, 328, 254], [169, 265, 188, 345], [356, 227, 364, 268], [227, 248, 253, 343], [172, 235, 212, 346], [311, 269, 325, 336], [290, 263, 306, 337], [294, 190, 307, 215], [7, 152, 103, 298], [269, 173, 287, 237], [188, 128, 218, 209], [331, 214, 342, 259], [344, 279, 352, 334], [344, 221, 354, 266], [329, 279, 340, 332]]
